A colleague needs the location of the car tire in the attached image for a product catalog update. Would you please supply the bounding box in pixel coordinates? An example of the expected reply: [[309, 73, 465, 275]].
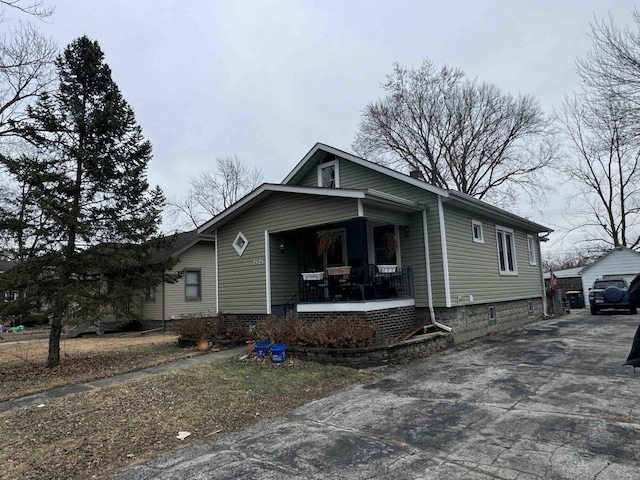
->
[[632, 307, 638, 315], [591, 306, 598, 315]]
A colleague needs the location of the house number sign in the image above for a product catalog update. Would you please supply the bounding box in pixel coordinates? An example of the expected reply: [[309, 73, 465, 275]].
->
[[252, 258, 265, 266]]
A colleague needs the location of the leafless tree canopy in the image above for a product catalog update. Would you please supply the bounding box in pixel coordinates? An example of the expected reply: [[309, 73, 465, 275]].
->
[[542, 246, 602, 273], [0, 22, 56, 140], [0, 0, 54, 20], [353, 59, 557, 208], [167, 155, 263, 229], [556, 10, 640, 250]]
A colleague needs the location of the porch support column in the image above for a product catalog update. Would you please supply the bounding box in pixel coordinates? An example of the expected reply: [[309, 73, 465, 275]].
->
[[348, 217, 368, 267], [214, 229, 219, 315], [265, 230, 272, 315]]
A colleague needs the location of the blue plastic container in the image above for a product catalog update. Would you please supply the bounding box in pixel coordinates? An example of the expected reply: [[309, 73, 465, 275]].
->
[[255, 340, 271, 359], [270, 343, 286, 364]]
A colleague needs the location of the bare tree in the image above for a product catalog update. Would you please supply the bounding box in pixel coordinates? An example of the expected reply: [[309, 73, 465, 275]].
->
[[0, 22, 56, 139], [167, 155, 263, 229], [556, 11, 640, 250], [353, 59, 557, 208], [542, 246, 601, 273], [0, 0, 54, 20]]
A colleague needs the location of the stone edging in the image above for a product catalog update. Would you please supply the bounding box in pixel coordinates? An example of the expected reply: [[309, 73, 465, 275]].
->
[[286, 332, 453, 368]]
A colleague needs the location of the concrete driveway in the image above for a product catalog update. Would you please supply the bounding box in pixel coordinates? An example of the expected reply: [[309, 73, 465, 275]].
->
[[113, 312, 640, 479]]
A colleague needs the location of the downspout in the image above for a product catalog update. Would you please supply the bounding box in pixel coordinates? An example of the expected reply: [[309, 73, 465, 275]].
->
[[422, 209, 452, 332], [438, 196, 452, 308]]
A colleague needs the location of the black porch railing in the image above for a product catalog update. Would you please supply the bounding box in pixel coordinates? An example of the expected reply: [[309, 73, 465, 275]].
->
[[299, 265, 413, 303]]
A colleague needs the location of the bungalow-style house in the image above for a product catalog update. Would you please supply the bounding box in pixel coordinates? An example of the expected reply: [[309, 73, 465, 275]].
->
[[68, 229, 215, 335], [578, 246, 640, 303], [194, 143, 552, 343], [139, 229, 216, 328]]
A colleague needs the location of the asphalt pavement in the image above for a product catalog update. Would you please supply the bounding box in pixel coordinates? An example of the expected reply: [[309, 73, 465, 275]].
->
[[111, 311, 640, 480]]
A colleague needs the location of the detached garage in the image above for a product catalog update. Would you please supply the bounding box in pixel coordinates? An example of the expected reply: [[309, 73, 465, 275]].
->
[[579, 247, 640, 302]]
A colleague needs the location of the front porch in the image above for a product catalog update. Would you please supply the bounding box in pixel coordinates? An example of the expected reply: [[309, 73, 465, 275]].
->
[[273, 215, 416, 309]]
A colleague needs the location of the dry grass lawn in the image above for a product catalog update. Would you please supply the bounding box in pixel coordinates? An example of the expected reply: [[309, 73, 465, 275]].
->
[[0, 330, 378, 480], [0, 331, 199, 401]]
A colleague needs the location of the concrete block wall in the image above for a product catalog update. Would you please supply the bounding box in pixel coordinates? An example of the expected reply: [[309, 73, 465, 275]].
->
[[429, 298, 543, 344]]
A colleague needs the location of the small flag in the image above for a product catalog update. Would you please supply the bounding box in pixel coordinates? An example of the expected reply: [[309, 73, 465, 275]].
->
[[549, 271, 558, 291]]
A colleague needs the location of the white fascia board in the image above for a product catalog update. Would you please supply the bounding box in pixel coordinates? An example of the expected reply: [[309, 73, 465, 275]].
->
[[365, 189, 424, 210], [282, 143, 450, 198], [197, 183, 366, 233], [445, 191, 552, 234]]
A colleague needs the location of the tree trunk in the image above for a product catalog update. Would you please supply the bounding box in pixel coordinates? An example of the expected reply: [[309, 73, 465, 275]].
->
[[47, 313, 63, 367]]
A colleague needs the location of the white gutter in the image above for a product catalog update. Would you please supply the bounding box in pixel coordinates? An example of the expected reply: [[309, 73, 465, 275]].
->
[[423, 209, 452, 333], [265, 230, 271, 315], [438, 196, 452, 308]]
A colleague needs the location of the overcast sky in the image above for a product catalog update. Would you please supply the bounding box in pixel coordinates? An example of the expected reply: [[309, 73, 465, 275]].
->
[[22, 0, 640, 254]]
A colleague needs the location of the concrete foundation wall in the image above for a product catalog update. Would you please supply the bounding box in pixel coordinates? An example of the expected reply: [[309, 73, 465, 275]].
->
[[422, 298, 544, 344]]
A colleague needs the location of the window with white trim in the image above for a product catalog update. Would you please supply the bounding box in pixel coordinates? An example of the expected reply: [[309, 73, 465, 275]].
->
[[185, 270, 201, 301], [496, 226, 517, 275], [318, 160, 339, 188], [472, 220, 484, 243], [233, 231, 249, 256], [527, 235, 536, 265]]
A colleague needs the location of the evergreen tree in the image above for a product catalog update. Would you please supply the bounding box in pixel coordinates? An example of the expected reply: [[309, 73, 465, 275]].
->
[[0, 36, 174, 367]]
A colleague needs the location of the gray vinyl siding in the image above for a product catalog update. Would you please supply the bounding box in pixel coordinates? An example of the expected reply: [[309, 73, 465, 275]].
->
[[269, 234, 299, 306], [217, 192, 360, 313], [425, 205, 446, 306], [363, 204, 411, 225], [443, 205, 542, 304], [165, 243, 217, 319], [141, 284, 163, 320], [400, 212, 429, 306], [141, 242, 216, 321], [297, 166, 318, 187]]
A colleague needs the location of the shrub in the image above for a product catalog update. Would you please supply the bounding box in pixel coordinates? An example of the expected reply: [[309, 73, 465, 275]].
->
[[254, 314, 378, 348], [218, 317, 251, 340], [174, 315, 251, 342], [254, 314, 296, 344], [292, 315, 378, 348], [174, 317, 222, 341]]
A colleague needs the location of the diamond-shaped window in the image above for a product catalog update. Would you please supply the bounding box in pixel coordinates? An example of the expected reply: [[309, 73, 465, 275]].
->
[[233, 231, 249, 256]]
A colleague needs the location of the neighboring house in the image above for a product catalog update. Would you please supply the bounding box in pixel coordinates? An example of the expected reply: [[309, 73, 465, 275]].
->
[[543, 267, 583, 292], [140, 229, 216, 327], [197, 143, 552, 343], [0, 260, 18, 302], [578, 247, 640, 303]]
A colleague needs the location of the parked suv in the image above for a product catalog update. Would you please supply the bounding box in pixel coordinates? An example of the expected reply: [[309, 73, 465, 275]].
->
[[589, 277, 637, 315]]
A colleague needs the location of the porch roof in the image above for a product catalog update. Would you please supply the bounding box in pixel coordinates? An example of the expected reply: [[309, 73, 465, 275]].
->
[[197, 184, 422, 233]]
